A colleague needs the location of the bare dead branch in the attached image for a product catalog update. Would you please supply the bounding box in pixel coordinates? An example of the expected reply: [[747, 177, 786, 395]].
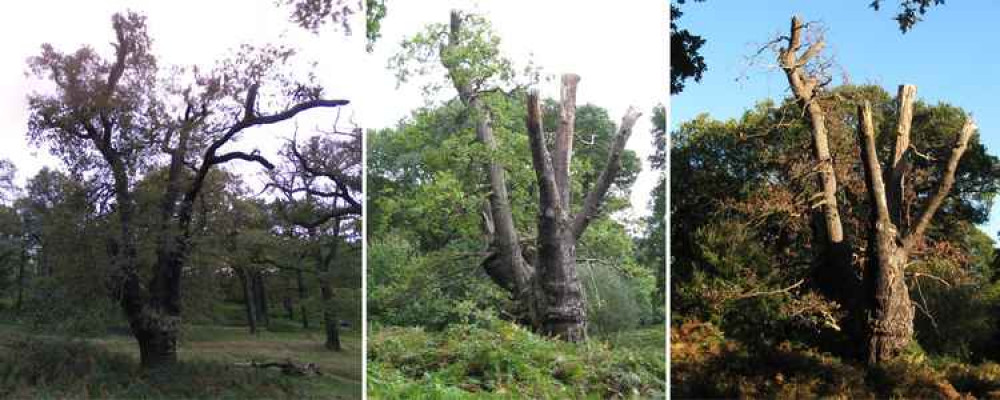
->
[[904, 119, 976, 250], [571, 106, 641, 240]]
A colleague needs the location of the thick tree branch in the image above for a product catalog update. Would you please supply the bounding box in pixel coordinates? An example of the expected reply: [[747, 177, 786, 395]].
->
[[571, 106, 641, 240], [887, 85, 916, 231], [210, 150, 275, 170], [778, 15, 844, 244], [526, 89, 563, 215], [553, 74, 579, 209], [857, 101, 893, 235], [225, 99, 349, 143], [288, 133, 361, 209], [244, 83, 260, 121], [183, 97, 349, 217], [904, 118, 976, 250], [288, 204, 362, 230]]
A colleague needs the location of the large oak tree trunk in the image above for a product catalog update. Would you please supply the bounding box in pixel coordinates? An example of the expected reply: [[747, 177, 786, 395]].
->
[[857, 101, 915, 363], [443, 11, 638, 341], [445, 11, 536, 325], [526, 91, 587, 341]]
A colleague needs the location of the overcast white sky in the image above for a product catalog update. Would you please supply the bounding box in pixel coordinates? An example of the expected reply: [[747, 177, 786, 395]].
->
[[0, 0, 667, 225], [0, 0, 364, 192], [358, 0, 668, 224]]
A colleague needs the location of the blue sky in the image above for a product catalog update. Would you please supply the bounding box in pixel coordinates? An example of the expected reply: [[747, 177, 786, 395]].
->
[[671, 1, 1000, 240]]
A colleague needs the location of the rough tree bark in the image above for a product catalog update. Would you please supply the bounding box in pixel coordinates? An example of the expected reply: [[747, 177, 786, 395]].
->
[[284, 295, 295, 320], [777, 15, 976, 364], [525, 90, 586, 341]]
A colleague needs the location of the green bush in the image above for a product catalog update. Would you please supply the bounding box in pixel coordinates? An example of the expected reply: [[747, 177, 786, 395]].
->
[[368, 234, 509, 329], [580, 262, 642, 336], [21, 276, 118, 337]]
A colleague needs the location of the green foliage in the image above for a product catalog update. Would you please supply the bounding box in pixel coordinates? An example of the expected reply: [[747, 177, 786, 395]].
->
[[21, 276, 119, 336], [368, 234, 509, 329], [389, 11, 536, 98], [580, 263, 642, 336], [870, 0, 946, 32], [368, 317, 665, 398]]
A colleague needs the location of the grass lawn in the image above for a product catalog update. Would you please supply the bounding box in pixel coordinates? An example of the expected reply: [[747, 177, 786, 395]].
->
[[0, 319, 362, 399]]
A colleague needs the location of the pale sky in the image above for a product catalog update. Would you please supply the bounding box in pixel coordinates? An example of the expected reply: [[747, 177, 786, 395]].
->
[[0, 1, 667, 229], [356, 0, 669, 226], [0, 0, 364, 192]]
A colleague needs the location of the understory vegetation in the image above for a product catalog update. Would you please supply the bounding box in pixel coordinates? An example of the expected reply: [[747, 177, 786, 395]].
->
[[369, 317, 664, 399], [0, 316, 362, 399]]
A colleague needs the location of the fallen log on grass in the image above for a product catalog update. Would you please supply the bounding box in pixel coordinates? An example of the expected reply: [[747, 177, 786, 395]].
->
[[234, 359, 323, 377]]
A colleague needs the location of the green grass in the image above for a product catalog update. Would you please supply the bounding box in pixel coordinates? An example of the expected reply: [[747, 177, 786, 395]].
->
[[0, 320, 361, 399], [367, 319, 665, 399]]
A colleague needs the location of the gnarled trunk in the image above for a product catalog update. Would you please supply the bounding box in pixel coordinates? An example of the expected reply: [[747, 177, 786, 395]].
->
[[857, 100, 914, 363], [134, 317, 180, 368], [526, 91, 587, 341], [444, 11, 638, 341]]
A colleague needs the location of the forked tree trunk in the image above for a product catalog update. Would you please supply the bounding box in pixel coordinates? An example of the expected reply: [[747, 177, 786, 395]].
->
[[51, 17, 348, 371], [443, 10, 639, 342], [778, 15, 976, 364], [856, 101, 915, 363], [525, 91, 586, 341]]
